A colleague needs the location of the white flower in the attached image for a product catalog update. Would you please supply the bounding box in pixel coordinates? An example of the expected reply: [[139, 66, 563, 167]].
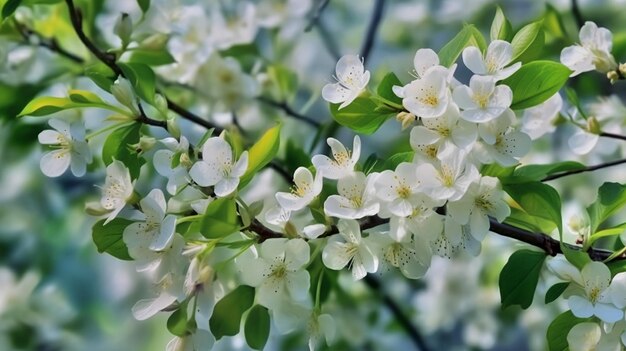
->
[[132, 270, 185, 321], [477, 110, 532, 166], [196, 54, 259, 110], [275, 167, 323, 211], [322, 219, 378, 280], [409, 102, 477, 160], [324, 172, 379, 219], [521, 93, 562, 140], [322, 54, 370, 110], [462, 41, 521, 81], [306, 312, 336, 351], [100, 160, 135, 224], [369, 232, 431, 279], [453, 75, 512, 123], [567, 323, 601, 351], [154, 137, 191, 195], [210, 2, 257, 50], [312, 135, 361, 179], [447, 176, 510, 241], [123, 189, 177, 263], [166, 330, 214, 351], [561, 21, 617, 77], [375, 162, 422, 217], [38, 118, 91, 177], [399, 66, 451, 118], [383, 195, 444, 242], [568, 262, 623, 323], [417, 151, 479, 201], [256, 0, 312, 28], [189, 137, 248, 198], [237, 238, 311, 309], [264, 206, 326, 239]]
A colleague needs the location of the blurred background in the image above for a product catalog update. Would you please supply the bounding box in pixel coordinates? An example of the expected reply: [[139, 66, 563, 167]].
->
[[2, 0, 626, 350]]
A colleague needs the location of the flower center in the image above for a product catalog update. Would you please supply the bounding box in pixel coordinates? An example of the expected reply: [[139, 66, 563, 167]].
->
[[291, 181, 311, 197], [419, 92, 439, 107], [589, 287, 601, 303], [333, 150, 351, 166], [474, 194, 493, 212], [396, 184, 411, 199], [474, 93, 490, 108], [438, 165, 455, 187]]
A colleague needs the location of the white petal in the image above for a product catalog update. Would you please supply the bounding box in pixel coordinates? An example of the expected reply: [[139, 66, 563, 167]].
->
[[569, 131, 599, 155], [40, 150, 70, 177], [413, 48, 440, 77], [485, 40, 513, 72], [594, 303, 624, 323], [285, 238, 310, 270], [561, 46, 594, 77], [569, 295, 595, 318], [150, 215, 176, 251], [322, 83, 352, 104], [567, 322, 601, 351], [231, 151, 249, 178], [302, 224, 326, 239], [214, 177, 239, 197], [276, 192, 307, 211], [322, 238, 352, 270], [462, 46, 487, 75], [38, 130, 63, 145], [202, 137, 232, 165], [452, 85, 476, 110], [189, 162, 221, 187], [285, 270, 310, 302], [132, 293, 177, 320]]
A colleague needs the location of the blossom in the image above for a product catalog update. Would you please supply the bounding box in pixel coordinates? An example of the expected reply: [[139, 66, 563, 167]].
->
[[322, 54, 370, 110], [462, 41, 521, 81], [447, 176, 510, 240], [417, 151, 479, 201], [399, 66, 451, 118], [264, 205, 326, 239], [275, 167, 323, 211], [153, 136, 192, 195], [322, 219, 378, 280], [37, 118, 91, 177], [374, 162, 422, 217], [123, 189, 177, 259], [100, 160, 135, 224], [567, 323, 601, 351], [476, 110, 531, 166], [324, 172, 379, 219], [453, 75, 512, 123], [312, 135, 361, 179], [189, 137, 248, 198], [521, 93, 562, 140], [369, 231, 431, 279], [237, 238, 311, 309], [561, 21, 617, 77], [409, 102, 477, 159]]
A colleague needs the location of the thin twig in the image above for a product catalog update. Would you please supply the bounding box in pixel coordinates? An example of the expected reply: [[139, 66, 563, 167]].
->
[[305, 0, 331, 31], [359, 0, 386, 61], [542, 158, 626, 181], [258, 97, 321, 127], [600, 132, 626, 141], [571, 0, 585, 29], [364, 276, 431, 351], [314, 20, 342, 61]]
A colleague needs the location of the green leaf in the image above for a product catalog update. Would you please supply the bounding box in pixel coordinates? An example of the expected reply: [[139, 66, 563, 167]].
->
[[167, 307, 188, 337], [480, 163, 516, 180], [84, 64, 117, 93], [92, 218, 133, 261], [502, 61, 571, 110], [198, 198, 240, 239], [498, 249, 546, 309], [127, 49, 176, 66], [438, 24, 486, 67], [561, 244, 591, 270], [511, 161, 585, 183], [240, 124, 281, 188], [2, 0, 21, 19], [587, 182, 626, 232], [118, 62, 156, 104], [490, 6, 513, 41], [17, 93, 120, 117], [267, 65, 298, 102], [68, 89, 105, 104], [137, 0, 150, 13], [545, 282, 569, 304], [329, 96, 393, 134], [210, 285, 255, 340], [102, 123, 144, 179], [377, 152, 413, 173], [544, 4, 569, 40], [505, 207, 560, 234], [244, 305, 270, 350], [547, 310, 591, 351], [285, 140, 312, 175], [376, 72, 402, 106], [510, 20, 544, 63], [504, 181, 562, 235]]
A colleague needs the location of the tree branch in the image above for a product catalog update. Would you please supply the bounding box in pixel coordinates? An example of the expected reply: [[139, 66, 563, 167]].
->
[[542, 157, 626, 181], [257, 97, 321, 127], [571, 0, 585, 29], [305, 0, 331, 32], [600, 132, 626, 141], [364, 275, 431, 351], [359, 0, 386, 61], [14, 20, 84, 64]]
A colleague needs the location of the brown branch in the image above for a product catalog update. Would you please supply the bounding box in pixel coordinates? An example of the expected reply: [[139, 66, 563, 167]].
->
[[257, 97, 321, 127], [542, 158, 626, 181], [600, 132, 626, 141], [359, 0, 386, 62]]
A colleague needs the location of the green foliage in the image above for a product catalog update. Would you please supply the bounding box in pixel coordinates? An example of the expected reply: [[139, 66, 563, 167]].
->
[[498, 249, 546, 309], [137, 0, 150, 13], [376, 72, 403, 106], [240, 124, 281, 188], [196, 198, 241, 239], [510, 20, 545, 63], [329, 96, 394, 134], [502, 61, 571, 110], [126, 49, 176, 66], [102, 123, 145, 179], [547, 310, 591, 351], [504, 181, 562, 235], [438, 24, 486, 67], [167, 307, 188, 337], [210, 285, 255, 340], [543, 4, 569, 42], [587, 182, 626, 232], [244, 305, 270, 350], [285, 140, 312, 175], [490, 6, 513, 41], [118, 62, 157, 104], [18, 90, 126, 117], [545, 282, 569, 304], [504, 161, 585, 183], [92, 218, 133, 261], [561, 245, 591, 271], [84, 64, 117, 93], [267, 65, 298, 102]]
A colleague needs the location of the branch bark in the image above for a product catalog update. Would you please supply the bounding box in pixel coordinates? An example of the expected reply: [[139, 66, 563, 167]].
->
[[542, 157, 626, 181]]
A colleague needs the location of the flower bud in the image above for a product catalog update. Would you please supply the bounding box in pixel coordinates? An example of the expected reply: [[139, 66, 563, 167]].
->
[[586, 116, 601, 134], [114, 13, 133, 49], [167, 118, 181, 139], [140, 33, 169, 50], [131, 136, 156, 155], [154, 93, 169, 117], [607, 70, 619, 84], [396, 111, 416, 130], [111, 78, 138, 115]]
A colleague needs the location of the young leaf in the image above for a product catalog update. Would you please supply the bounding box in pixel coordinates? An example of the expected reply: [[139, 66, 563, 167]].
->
[[118, 62, 156, 104], [438, 24, 485, 67], [504, 181, 562, 235], [267, 65, 298, 102], [505, 207, 560, 234], [244, 305, 270, 350], [376, 72, 403, 106], [126, 49, 176, 66], [329, 96, 394, 134], [490, 6, 513, 41], [92, 218, 133, 260], [511, 161, 585, 183], [137, 0, 150, 13], [501, 61, 571, 110], [2, 0, 21, 19], [198, 197, 241, 239], [210, 285, 255, 340], [499, 249, 546, 309], [167, 307, 188, 337], [587, 182, 626, 232], [561, 244, 591, 270], [545, 282, 569, 304], [546, 310, 591, 351], [17, 94, 120, 117], [510, 20, 544, 63], [102, 123, 144, 179], [240, 124, 281, 188]]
